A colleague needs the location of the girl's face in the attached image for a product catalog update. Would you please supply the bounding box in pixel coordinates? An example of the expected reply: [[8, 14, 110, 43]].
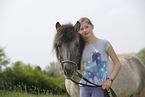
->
[[79, 21, 94, 39]]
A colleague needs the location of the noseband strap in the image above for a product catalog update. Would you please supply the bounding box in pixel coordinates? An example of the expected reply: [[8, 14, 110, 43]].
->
[[58, 48, 78, 72], [57, 48, 116, 97]]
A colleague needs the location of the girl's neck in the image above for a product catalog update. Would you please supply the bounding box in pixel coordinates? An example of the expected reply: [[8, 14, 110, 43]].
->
[[85, 34, 99, 46]]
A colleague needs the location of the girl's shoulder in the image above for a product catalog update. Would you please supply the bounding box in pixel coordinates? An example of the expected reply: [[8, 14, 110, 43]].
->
[[97, 39, 111, 52], [98, 39, 110, 44]]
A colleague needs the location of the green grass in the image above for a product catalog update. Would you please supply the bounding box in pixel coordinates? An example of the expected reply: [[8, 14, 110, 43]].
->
[[0, 91, 69, 97]]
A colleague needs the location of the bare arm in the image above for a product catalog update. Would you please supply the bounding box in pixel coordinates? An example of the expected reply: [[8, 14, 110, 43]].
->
[[107, 45, 121, 80], [101, 45, 121, 90]]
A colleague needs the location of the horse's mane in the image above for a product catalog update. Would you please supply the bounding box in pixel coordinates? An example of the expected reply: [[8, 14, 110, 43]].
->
[[54, 24, 77, 44]]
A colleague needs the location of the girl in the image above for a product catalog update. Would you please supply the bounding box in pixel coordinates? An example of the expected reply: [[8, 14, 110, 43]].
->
[[78, 17, 121, 97]]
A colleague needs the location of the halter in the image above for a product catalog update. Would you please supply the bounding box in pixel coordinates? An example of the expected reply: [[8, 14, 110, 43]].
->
[[57, 47, 116, 97], [58, 47, 102, 86], [58, 48, 78, 74]]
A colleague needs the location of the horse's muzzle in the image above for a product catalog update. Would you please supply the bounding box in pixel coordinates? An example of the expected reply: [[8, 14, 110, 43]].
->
[[63, 63, 76, 78]]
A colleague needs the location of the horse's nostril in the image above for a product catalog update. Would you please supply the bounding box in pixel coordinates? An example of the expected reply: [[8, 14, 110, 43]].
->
[[63, 62, 76, 78]]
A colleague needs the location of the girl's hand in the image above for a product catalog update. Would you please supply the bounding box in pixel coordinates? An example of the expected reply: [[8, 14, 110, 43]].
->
[[100, 79, 112, 90]]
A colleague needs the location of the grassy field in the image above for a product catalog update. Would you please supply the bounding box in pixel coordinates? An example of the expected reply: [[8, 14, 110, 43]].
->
[[0, 91, 69, 97]]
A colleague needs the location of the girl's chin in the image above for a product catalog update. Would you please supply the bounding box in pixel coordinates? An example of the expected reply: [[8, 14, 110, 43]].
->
[[84, 34, 90, 38], [84, 33, 93, 39]]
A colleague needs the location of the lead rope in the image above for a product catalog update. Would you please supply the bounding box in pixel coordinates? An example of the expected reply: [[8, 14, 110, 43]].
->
[[77, 71, 117, 97], [57, 40, 117, 97], [80, 38, 117, 97]]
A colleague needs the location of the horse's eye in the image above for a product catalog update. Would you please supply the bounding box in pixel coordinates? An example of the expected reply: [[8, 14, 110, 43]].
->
[[75, 42, 79, 47], [57, 43, 62, 48]]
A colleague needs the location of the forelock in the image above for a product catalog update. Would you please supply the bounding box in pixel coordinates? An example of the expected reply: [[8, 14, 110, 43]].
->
[[55, 24, 77, 43]]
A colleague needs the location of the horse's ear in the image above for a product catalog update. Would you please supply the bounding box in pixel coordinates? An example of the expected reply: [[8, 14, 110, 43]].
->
[[56, 22, 61, 29], [74, 21, 81, 32]]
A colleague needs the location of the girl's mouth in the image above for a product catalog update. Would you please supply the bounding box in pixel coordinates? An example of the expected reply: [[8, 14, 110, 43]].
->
[[84, 33, 88, 36]]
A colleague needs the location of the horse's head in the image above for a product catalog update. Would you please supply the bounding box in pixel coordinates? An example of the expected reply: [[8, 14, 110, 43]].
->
[[53, 21, 85, 78], [92, 52, 101, 62]]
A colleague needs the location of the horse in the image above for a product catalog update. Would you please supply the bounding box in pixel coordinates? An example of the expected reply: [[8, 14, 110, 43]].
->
[[53, 21, 145, 97]]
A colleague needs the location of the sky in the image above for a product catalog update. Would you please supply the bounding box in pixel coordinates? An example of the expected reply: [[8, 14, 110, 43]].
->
[[0, 0, 145, 70]]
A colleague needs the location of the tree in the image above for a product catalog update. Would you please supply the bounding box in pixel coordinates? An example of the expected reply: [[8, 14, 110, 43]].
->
[[0, 47, 10, 72], [44, 62, 63, 77], [136, 47, 145, 65], [34, 66, 42, 72], [2, 61, 66, 94]]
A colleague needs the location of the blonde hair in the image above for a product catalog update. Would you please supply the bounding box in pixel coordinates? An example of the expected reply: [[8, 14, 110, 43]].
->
[[78, 17, 93, 26]]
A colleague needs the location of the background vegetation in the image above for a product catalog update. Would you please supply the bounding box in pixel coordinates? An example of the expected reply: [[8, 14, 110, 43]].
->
[[136, 48, 145, 65], [0, 46, 68, 96], [0, 46, 144, 96]]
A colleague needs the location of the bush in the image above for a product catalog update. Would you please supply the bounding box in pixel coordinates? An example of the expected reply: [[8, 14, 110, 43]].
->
[[0, 61, 67, 95], [136, 47, 145, 65]]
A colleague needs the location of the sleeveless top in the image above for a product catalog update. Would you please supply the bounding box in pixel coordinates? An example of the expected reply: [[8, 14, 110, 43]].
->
[[80, 39, 111, 86]]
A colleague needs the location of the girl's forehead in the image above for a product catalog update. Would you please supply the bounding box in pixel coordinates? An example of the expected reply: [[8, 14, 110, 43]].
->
[[80, 22, 90, 27]]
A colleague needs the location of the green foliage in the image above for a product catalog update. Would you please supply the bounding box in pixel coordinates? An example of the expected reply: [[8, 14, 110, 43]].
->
[[43, 62, 63, 78], [136, 47, 145, 65], [34, 66, 42, 72], [0, 46, 67, 95], [0, 47, 10, 72], [1, 61, 67, 95]]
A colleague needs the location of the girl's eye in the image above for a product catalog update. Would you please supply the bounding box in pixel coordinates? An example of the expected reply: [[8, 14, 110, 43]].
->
[[85, 26, 88, 28], [80, 28, 84, 30]]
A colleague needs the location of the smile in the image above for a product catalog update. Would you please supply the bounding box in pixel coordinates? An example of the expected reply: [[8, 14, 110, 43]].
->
[[84, 33, 89, 36]]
